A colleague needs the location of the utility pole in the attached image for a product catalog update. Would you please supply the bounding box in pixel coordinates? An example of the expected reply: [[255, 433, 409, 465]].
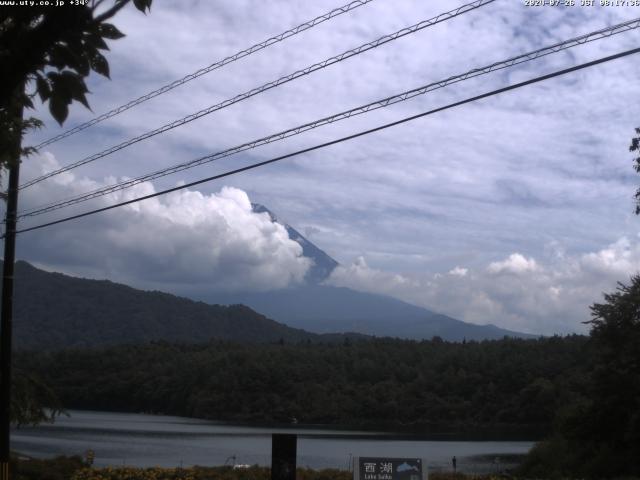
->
[[0, 86, 24, 480]]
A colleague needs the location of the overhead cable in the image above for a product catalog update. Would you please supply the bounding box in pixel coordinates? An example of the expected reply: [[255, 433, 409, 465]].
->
[[21, 0, 496, 189], [18, 16, 640, 219], [11, 45, 640, 236], [33, 0, 377, 149]]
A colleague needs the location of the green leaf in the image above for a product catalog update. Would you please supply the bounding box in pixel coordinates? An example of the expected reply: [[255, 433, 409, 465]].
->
[[49, 44, 80, 71], [90, 51, 110, 78], [47, 47, 66, 69], [23, 96, 34, 109], [98, 23, 125, 40], [46, 71, 58, 80], [21, 146, 39, 158], [133, 0, 152, 13], [65, 37, 90, 75], [52, 71, 91, 110], [86, 32, 109, 51], [48, 72, 72, 103], [60, 71, 88, 92], [72, 90, 91, 110], [35, 74, 51, 102], [75, 54, 91, 76], [23, 117, 44, 130], [49, 96, 69, 125]]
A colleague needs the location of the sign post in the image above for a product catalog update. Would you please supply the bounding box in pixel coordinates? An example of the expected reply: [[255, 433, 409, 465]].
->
[[271, 434, 296, 480]]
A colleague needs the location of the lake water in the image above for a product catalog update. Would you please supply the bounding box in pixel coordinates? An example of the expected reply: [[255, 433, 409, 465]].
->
[[12, 410, 535, 474]]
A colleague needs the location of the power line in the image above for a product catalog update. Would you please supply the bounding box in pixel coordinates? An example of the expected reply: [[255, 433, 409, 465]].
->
[[18, 16, 640, 219], [11, 45, 640, 237], [21, 0, 495, 190], [33, 0, 377, 150]]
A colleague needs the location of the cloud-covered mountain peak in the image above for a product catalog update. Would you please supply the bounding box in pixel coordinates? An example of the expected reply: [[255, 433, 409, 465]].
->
[[252, 203, 339, 284]]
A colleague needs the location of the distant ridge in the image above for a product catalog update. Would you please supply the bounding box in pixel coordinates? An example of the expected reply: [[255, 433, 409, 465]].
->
[[4, 261, 361, 350], [207, 285, 536, 342], [208, 204, 536, 342], [7, 204, 536, 348]]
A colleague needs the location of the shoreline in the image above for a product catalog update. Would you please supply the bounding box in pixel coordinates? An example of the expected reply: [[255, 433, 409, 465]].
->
[[32, 407, 544, 442], [13, 410, 534, 473]]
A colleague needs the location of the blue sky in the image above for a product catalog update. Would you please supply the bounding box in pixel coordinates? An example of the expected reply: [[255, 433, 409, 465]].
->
[[9, 0, 640, 334]]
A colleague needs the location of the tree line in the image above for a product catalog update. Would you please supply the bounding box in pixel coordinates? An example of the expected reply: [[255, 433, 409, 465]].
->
[[17, 335, 589, 434], [15, 276, 640, 478]]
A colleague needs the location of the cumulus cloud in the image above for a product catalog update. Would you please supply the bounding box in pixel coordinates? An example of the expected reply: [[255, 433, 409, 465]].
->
[[11, 155, 640, 336], [580, 237, 640, 276], [449, 266, 468, 277], [14, 153, 311, 292], [327, 237, 640, 335], [487, 253, 538, 274], [329, 256, 417, 289]]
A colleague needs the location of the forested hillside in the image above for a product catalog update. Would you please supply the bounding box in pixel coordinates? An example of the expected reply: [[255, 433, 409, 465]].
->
[[9, 260, 531, 347], [6, 261, 343, 349], [17, 336, 589, 433]]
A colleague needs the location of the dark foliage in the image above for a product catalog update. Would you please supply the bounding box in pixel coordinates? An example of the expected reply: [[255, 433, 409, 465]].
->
[[10, 455, 85, 480], [0, 0, 151, 172], [11, 366, 63, 426], [17, 335, 589, 433], [631, 127, 640, 214], [520, 276, 640, 479], [7, 261, 520, 348], [6, 261, 343, 349], [1, 0, 152, 432], [8, 457, 498, 480], [576, 276, 640, 477], [0, 0, 151, 119]]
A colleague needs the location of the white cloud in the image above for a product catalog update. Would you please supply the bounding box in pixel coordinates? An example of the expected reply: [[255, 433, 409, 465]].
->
[[327, 238, 640, 335], [580, 237, 640, 276], [328, 255, 418, 292], [15, 153, 311, 292], [449, 266, 468, 277], [9, 1, 640, 336], [488, 253, 538, 274]]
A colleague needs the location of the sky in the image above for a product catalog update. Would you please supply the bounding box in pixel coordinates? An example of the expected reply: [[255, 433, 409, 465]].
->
[[7, 0, 640, 335]]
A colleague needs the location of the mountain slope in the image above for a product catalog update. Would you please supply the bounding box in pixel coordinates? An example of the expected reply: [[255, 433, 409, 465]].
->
[[6, 205, 535, 347], [6, 261, 326, 350], [247, 204, 534, 341], [252, 203, 338, 283], [207, 285, 536, 341]]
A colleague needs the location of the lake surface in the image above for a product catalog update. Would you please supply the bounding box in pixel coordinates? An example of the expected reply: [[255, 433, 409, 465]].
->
[[12, 410, 534, 474]]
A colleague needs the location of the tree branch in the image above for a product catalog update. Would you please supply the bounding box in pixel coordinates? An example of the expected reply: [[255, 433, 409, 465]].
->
[[94, 0, 130, 24]]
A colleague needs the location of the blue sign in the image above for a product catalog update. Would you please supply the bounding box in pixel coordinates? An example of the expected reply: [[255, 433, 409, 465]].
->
[[356, 457, 424, 480]]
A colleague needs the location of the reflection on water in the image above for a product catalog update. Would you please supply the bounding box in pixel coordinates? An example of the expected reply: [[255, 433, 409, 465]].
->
[[12, 410, 534, 473]]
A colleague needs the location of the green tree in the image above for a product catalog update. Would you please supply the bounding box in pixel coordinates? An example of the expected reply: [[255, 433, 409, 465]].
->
[[581, 276, 640, 476], [0, 0, 152, 170], [1, 0, 152, 426], [630, 127, 640, 214], [521, 277, 640, 478], [11, 367, 63, 426]]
